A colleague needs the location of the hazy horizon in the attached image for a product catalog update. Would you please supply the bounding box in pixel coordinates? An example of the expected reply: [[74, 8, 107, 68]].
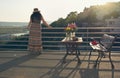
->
[[0, 21, 52, 27]]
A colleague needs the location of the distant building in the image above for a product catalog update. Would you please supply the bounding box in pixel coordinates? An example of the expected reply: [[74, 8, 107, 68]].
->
[[92, 22, 105, 26], [105, 17, 120, 26], [105, 17, 120, 32]]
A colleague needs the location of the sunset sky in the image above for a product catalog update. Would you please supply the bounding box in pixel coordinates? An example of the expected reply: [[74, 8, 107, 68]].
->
[[0, 0, 120, 22]]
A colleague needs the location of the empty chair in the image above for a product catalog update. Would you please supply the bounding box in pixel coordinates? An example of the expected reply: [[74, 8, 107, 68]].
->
[[89, 34, 116, 69]]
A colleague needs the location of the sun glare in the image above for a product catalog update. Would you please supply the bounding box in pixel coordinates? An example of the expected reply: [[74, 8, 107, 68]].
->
[[95, 1, 109, 5], [86, 0, 119, 7]]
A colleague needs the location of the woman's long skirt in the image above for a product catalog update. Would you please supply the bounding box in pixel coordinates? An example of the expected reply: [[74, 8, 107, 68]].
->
[[28, 23, 42, 55]]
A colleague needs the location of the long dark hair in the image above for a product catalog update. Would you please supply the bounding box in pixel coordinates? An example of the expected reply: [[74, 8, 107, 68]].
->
[[31, 12, 42, 23]]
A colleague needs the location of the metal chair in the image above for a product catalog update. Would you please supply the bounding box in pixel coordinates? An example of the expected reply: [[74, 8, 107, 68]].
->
[[89, 34, 116, 69]]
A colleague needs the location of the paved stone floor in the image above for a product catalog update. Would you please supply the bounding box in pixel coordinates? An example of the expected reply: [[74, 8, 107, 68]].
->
[[0, 51, 120, 78]]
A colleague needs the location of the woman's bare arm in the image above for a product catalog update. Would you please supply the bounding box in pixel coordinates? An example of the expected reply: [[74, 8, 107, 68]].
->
[[41, 15, 52, 28], [27, 19, 32, 30]]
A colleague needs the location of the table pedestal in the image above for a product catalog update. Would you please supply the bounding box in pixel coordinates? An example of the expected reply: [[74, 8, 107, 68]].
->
[[61, 37, 83, 63]]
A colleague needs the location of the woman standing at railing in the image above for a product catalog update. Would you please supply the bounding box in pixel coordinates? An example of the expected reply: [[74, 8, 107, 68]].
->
[[27, 8, 52, 55]]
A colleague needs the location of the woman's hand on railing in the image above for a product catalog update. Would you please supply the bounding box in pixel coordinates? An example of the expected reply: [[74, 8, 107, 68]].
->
[[48, 25, 52, 29]]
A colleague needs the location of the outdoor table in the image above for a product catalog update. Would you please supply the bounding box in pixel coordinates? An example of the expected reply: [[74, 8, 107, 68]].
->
[[61, 37, 83, 63]]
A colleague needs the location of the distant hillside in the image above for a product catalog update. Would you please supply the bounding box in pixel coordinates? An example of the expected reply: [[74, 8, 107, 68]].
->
[[0, 22, 28, 27], [50, 1, 120, 27], [93, 2, 120, 20], [0, 22, 28, 34]]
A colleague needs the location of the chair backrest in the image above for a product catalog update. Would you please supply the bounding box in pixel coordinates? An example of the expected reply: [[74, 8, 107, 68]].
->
[[100, 34, 116, 51]]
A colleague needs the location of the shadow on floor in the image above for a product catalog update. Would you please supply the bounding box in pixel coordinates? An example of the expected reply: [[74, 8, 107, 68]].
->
[[0, 53, 38, 72]]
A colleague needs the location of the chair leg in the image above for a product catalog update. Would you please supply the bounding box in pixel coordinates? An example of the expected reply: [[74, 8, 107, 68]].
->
[[89, 49, 95, 56], [89, 50, 92, 56], [89, 50, 93, 61], [109, 52, 114, 69], [94, 52, 100, 68]]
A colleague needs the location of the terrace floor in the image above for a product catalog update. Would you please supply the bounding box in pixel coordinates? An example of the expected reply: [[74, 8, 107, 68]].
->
[[0, 51, 120, 78]]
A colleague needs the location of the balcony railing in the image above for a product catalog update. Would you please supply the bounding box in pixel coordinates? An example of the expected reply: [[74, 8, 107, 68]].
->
[[0, 26, 120, 52]]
